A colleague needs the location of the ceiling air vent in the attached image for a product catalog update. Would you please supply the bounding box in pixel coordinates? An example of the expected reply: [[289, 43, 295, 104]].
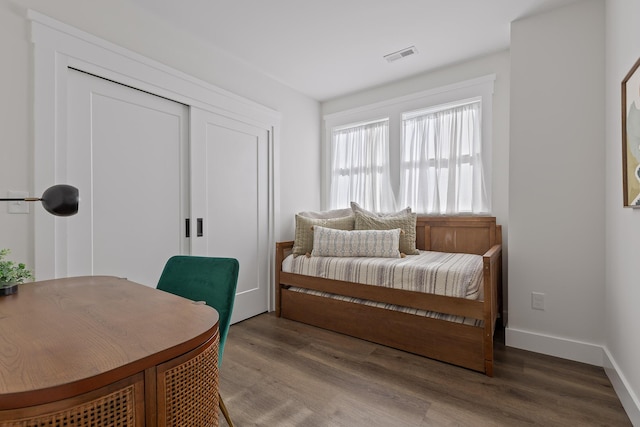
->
[[384, 46, 418, 63]]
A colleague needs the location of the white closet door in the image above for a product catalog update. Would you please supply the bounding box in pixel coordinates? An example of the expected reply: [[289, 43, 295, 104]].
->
[[65, 69, 189, 286], [191, 108, 270, 323]]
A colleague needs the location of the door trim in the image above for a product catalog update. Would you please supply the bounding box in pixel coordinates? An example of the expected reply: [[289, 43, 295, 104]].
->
[[29, 10, 280, 311]]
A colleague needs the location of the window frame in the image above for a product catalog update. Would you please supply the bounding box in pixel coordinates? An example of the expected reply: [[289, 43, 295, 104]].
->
[[323, 75, 495, 212]]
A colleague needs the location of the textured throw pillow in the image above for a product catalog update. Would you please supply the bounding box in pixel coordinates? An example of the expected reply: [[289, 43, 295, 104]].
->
[[354, 211, 419, 255], [311, 226, 401, 258], [291, 214, 355, 256], [350, 201, 411, 217]]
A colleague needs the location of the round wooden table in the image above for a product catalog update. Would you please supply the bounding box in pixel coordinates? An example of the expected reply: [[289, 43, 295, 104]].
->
[[0, 276, 220, 426]]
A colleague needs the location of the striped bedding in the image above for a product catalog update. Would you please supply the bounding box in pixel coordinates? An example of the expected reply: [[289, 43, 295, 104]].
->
[[282, 250, 484, 326]]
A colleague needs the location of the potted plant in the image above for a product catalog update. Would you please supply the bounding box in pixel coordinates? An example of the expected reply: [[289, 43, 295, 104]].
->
[[0, 248, 33, 296]]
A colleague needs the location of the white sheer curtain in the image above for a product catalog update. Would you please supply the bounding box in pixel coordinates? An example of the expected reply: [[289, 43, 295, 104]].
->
[[330, 119, 397, 211], [399, 101, 489, 214]]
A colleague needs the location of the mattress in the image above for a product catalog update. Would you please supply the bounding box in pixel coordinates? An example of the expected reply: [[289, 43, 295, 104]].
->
[[282, 250, 484, 300], [282, 250, 485, 326]]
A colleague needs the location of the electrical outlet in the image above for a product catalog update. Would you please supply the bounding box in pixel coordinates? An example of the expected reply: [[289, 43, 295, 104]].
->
[[7, 191, 29, 214], [531, 292, 545, 311]]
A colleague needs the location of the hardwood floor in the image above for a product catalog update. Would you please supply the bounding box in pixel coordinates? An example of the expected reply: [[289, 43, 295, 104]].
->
[[218, 313, 631, 427]]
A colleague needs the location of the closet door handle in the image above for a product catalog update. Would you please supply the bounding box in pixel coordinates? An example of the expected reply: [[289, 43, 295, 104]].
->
[[185, 218, 190, 238], [197, 218, 203, 237]]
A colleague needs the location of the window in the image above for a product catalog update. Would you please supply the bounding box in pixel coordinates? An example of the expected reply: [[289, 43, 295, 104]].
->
[[399, 99, 489, 214], [329, 119, 397, 212], [324, 76, 493, 214]]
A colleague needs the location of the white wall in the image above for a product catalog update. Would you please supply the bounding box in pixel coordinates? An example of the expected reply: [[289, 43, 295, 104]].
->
[[0, 0, 320, 268], [605, 0, 640, 422], [507, 0, 606, 364]]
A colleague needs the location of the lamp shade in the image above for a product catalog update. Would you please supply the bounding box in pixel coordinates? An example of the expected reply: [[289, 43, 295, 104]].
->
[[0, 185, 79, 216], [40, 185, 79, 216]]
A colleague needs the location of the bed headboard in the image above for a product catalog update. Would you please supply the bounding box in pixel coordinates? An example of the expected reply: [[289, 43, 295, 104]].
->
[[415, 216, 501, 255]]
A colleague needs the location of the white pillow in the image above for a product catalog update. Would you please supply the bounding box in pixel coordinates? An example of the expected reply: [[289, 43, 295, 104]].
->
[[311, 226, 401, 258], [298, 208, 353, 219]]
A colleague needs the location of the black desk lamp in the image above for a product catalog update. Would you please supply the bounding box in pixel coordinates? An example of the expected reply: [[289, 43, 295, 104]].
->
[[0, 185, 79, 296], [0, 184, 79, 216]]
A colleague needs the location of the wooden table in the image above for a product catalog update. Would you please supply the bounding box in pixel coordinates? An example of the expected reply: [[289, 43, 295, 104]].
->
[[0, 276, 220, 426]]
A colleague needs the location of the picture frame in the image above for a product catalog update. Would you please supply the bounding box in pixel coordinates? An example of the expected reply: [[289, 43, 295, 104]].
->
[[622, 57, 640, 207]]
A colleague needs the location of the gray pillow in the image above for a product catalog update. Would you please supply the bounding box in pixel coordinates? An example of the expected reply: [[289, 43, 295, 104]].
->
[[350, 201, 411, 217], [353, 211, 419, 255], [291, 214, 355, 256]]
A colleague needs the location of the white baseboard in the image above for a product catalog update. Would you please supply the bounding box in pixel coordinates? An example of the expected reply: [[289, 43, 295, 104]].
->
[[505, 327, 604, 366], [506, 327, 640, 426], [603, 348, 640, 426]]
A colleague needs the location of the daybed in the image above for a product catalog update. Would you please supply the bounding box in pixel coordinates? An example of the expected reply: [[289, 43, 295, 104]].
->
[[275, 215, 502, 376]]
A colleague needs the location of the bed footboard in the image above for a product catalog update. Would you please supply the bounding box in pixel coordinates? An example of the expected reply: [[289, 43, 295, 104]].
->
[[482, 242, 502, 376], [275, 240, 294, 317]]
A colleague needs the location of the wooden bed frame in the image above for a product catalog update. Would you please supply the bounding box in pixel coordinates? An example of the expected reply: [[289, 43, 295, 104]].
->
[[275, 216, 502, 376]]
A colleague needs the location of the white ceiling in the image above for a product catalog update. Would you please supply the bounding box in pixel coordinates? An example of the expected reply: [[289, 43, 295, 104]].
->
[[129, 0, 581, 101]]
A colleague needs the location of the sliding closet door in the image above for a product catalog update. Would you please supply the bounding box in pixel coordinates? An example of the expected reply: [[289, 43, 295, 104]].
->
[[191, 108, 270, 322], [65, 68, 189, 286]]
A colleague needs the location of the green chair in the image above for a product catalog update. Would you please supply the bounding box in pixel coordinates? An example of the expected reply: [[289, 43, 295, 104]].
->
[[157, 255, 239, 427]]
